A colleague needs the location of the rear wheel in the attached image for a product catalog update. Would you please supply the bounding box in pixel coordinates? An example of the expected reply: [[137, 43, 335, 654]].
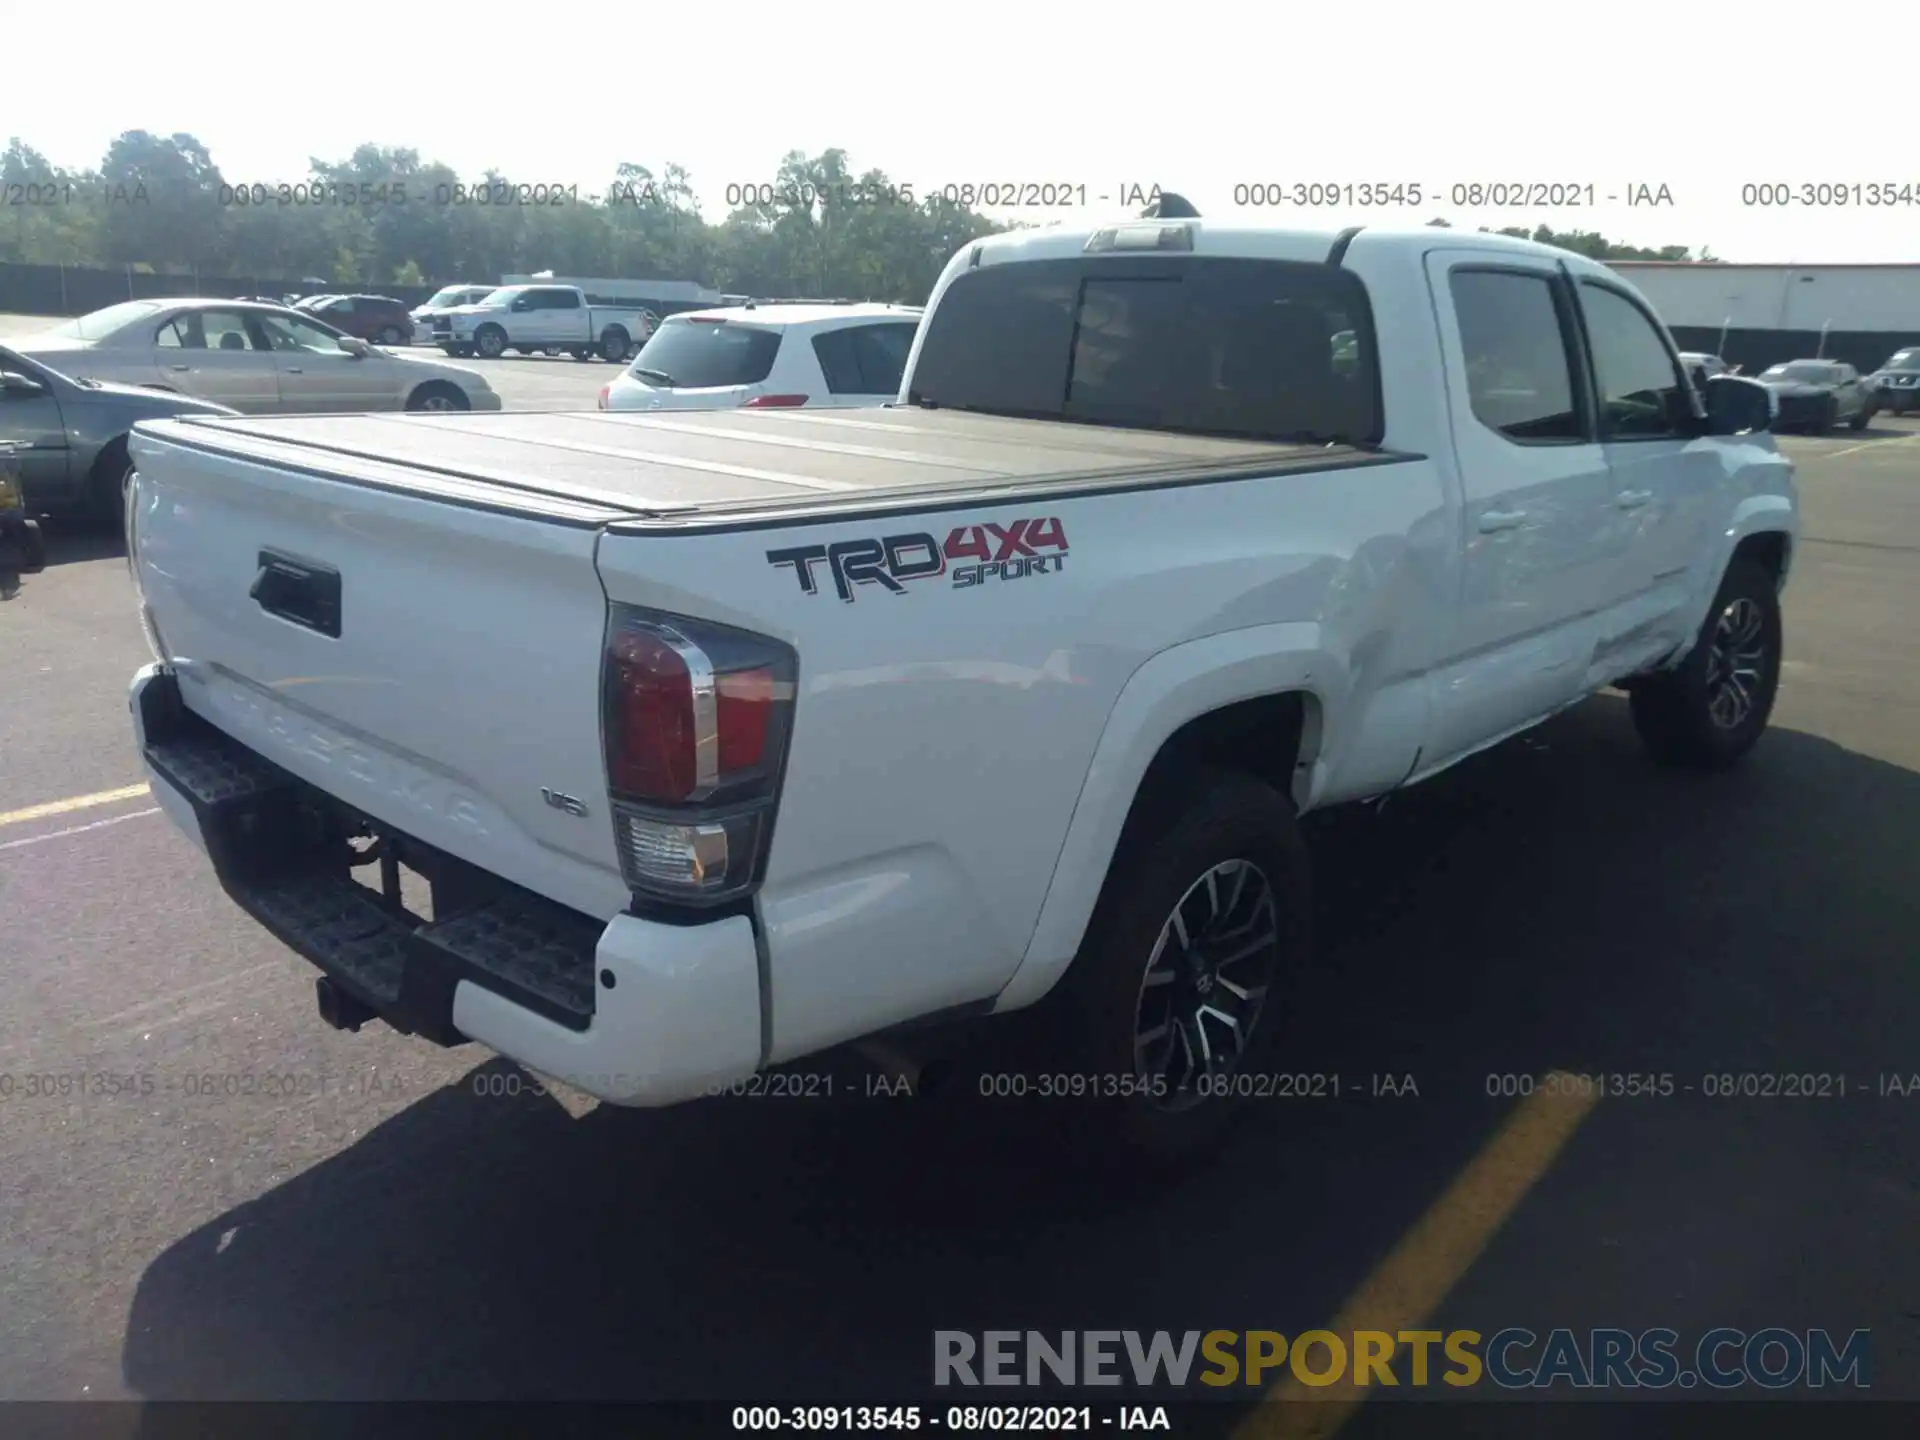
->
[[1849, 405, 1871, 431], [600, 326, 631, 362], [405, 382, 470, 413], [1012, 768, 1311, 1167], [377, 325, 404, 346], [1629, 557, 1782, 769]]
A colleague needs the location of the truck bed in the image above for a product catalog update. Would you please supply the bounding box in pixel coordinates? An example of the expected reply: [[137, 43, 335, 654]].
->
[[140, 406, 1396, 531]]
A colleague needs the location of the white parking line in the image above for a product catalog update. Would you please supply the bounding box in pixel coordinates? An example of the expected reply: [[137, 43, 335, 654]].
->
[[1822, 432, 1920, 463], [0, 807, 160, 851], [0, 783, 150, 829]]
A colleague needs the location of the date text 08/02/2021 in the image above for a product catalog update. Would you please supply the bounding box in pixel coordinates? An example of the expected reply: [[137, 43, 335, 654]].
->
[[732, 1406, 1171, 1432]]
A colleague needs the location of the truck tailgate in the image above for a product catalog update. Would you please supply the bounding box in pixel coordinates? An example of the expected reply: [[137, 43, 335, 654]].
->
[[128, 421, 632, 921]]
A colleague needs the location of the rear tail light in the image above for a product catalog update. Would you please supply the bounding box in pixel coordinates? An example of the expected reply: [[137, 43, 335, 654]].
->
[[597, 383, 611, 409], [741, 393, 808, 408], [602, 605, 797, 906]]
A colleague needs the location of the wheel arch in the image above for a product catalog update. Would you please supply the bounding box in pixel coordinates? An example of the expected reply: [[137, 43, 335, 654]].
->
[[994, 624, 1334, 1013]]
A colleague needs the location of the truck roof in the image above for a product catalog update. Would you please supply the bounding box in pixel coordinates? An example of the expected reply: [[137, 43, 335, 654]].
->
[[141, 407, 1387, 531], [964, 218, 1610, 272]]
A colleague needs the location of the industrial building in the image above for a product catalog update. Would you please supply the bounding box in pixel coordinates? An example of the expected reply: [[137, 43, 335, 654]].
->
[[1609, 261, 1920, 376]]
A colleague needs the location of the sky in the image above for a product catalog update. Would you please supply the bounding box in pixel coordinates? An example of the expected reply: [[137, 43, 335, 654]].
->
[[7, 0, 1916, 264]]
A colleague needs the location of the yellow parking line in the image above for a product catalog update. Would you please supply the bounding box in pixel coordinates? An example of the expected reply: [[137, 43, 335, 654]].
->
[[1233, 1073, 1601, 1440], [0, 783, 151, 829]]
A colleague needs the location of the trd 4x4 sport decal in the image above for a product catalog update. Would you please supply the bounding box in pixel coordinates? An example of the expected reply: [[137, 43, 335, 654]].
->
[[767, 517, 1069, 602]]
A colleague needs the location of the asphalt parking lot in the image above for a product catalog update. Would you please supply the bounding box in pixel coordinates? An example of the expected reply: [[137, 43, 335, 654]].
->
[[1, 361, 1917, 1429]]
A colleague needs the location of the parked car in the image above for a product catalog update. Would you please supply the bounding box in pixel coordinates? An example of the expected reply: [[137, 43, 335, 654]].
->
[[1754, 358, 1876, 433], [11, 300, 502, 417], [1866, 345, 1920, 413], [430, 284, 652, 362], [411, 284, 499, 346], [598, 303, 924, 412], [1678, 351, 1730, 387], [0, 342, 235, 526], [124, 223, 1795, 1164], [298, 294, 416, 346]]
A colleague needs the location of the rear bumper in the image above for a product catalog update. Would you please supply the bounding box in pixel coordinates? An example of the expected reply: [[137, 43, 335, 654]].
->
[[129, 663, 764, 1106]]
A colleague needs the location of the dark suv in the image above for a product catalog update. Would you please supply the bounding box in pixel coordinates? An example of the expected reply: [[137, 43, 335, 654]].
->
[[297, 294, 415, 346], [1867, 345, 1920, 414]]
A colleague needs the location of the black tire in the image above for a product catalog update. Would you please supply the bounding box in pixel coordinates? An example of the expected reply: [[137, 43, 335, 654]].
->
[[405, 382, 470, 413], [1849, 406, 1871, 431], [473, 324, 507, 359], [599, 327, 631, 363], [1628, 556, 1782, 770], [88, 438, 135, 533], [377, 326, 404, 346], [451, 344, 475, 358], [1012, 767, 1312, 1166], [570, 347, 594, 361]]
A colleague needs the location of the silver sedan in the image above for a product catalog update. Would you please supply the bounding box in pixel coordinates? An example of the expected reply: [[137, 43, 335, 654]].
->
[[10, 298, 503, 416]]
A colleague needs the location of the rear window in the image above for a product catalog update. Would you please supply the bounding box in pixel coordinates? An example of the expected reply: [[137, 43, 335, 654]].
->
[[629, 318, 783, 389], [906, 256, 1381, 444]]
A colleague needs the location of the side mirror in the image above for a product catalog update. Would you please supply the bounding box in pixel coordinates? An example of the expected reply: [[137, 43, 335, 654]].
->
[[1704, 374, 1774, 436], [0, 370, 46, 396], [339, 336, 371, 359]]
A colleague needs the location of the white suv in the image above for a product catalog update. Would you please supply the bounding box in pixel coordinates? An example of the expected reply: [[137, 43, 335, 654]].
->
[[597, 302, 923, 412]]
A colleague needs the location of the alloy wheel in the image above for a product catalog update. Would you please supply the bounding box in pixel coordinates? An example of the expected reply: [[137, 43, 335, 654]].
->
[[1132, 858, 1281, 1113], [1703, 596, 1767, 729]]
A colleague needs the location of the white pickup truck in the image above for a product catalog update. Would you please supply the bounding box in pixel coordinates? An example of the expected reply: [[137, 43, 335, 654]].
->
[[125, 219, 1796, 1160], [429, 283, 654, 362]]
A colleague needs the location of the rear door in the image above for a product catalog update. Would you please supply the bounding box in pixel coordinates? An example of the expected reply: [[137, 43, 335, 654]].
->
[[1568, 276, 1724, 664], [537, 288, 582, 344], [809, 321, 920, 406], [1421, 254, 1618, 760], [154, 308, 281, 412], [252, 310, 393, 412]]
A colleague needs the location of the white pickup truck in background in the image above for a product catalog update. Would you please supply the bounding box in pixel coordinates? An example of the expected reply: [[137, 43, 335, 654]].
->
[[125, 219, 1796, 1163], [430, 283, 655, 362]]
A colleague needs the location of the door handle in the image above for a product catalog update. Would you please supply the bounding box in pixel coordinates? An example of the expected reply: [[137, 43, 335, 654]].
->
[[168, 364, 190, 372], [285, 367, 303, 374], [1616, 489, 1654, 509], [1478, 510, 1528, 533]]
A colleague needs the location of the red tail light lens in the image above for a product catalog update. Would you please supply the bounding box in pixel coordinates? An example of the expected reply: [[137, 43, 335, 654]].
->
[[602, 607, 798, 905], [597, 383, 611, 409], [716, 667, 775, 771], [607, 629, 699, 801], [741, 393, 808, 408]]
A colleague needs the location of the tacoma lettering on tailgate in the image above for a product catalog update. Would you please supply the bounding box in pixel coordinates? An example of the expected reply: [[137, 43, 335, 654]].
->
[[766, 517, 1069, 602]]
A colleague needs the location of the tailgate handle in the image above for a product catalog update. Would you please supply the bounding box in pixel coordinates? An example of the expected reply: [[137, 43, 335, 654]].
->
[[250, 550, 341, 638]]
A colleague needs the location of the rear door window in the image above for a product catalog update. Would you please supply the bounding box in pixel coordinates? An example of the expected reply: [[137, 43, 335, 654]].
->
[[631, 319, 783, 388], [905, 255, 1381, 443], [812, 322, 920, 394]]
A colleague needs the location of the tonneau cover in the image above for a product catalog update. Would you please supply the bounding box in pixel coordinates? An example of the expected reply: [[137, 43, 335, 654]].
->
[[142, 407, 1360, 526]]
